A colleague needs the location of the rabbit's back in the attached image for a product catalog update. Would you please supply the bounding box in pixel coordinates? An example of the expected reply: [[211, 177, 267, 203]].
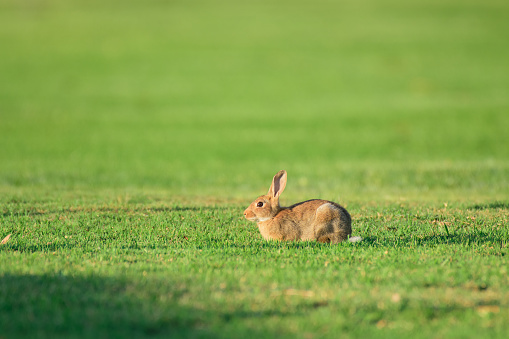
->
[[268, 199, 351, 243]]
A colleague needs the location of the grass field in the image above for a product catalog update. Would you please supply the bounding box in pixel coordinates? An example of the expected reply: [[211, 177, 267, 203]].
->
[[1, 0, 509, 338]]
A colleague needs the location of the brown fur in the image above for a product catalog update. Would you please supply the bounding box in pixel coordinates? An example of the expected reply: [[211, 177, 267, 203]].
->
[[243, 170, 352, 244]]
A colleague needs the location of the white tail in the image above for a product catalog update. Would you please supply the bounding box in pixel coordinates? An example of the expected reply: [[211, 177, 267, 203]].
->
[[348, 236, 362, 243]]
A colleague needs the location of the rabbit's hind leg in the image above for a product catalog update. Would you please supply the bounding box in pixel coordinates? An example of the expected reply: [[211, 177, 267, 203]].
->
[[317, 231, 348, 244], [317, 234, 332, 243], [313, 203, 338, 240], [329, 231, 349, 244]]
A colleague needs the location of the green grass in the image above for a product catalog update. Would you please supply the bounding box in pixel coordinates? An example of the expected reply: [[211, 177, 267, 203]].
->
[[2, 201, 508, 338], [1, 0, 509, 338]]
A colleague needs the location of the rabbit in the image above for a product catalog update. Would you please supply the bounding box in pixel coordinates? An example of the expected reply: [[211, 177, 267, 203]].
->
[[244, 170, 361, 244]]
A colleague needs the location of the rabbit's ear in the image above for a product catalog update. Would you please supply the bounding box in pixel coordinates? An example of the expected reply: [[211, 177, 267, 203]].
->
[[268, 170, 287, 198]]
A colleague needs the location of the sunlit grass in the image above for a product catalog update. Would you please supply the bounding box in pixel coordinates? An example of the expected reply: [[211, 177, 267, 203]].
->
[[1, 0, 508, 337]]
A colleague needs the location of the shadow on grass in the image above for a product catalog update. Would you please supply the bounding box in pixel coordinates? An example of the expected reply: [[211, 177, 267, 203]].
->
[[468, 201, 509, 210], [2, 243, 79, 253], [189, 227, 506, 251], [358, 231, 506, 250], [1, 205, 230, 218], [0, 273, 295, 339], [3, 231, 505, 254]]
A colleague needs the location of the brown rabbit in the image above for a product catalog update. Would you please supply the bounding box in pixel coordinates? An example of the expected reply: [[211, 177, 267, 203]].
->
[[244, 170, 360, 244]]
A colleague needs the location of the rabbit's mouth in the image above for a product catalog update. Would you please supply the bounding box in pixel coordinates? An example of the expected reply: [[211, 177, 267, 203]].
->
[[244, 214, 258, 222], [243, 212, 270, 223], [246, 216, 271, 223]]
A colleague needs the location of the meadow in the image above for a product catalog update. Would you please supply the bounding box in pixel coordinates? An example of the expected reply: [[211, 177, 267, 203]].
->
[[1, 0, 509, 338]]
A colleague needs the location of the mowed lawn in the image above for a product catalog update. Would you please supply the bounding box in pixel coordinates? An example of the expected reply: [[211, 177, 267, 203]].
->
[[1, 0, 509, 338]]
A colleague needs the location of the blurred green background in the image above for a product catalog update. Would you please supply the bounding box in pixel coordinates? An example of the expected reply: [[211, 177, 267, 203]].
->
[[1, 0, 508, 202]]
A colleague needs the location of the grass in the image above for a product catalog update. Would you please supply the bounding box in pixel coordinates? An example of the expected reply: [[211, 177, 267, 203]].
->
[[1, 200, 508, 338], [1, 0, 509, 338]]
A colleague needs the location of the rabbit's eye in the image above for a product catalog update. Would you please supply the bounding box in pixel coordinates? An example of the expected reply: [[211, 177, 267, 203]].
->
[[256, 201, 264, 207]]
